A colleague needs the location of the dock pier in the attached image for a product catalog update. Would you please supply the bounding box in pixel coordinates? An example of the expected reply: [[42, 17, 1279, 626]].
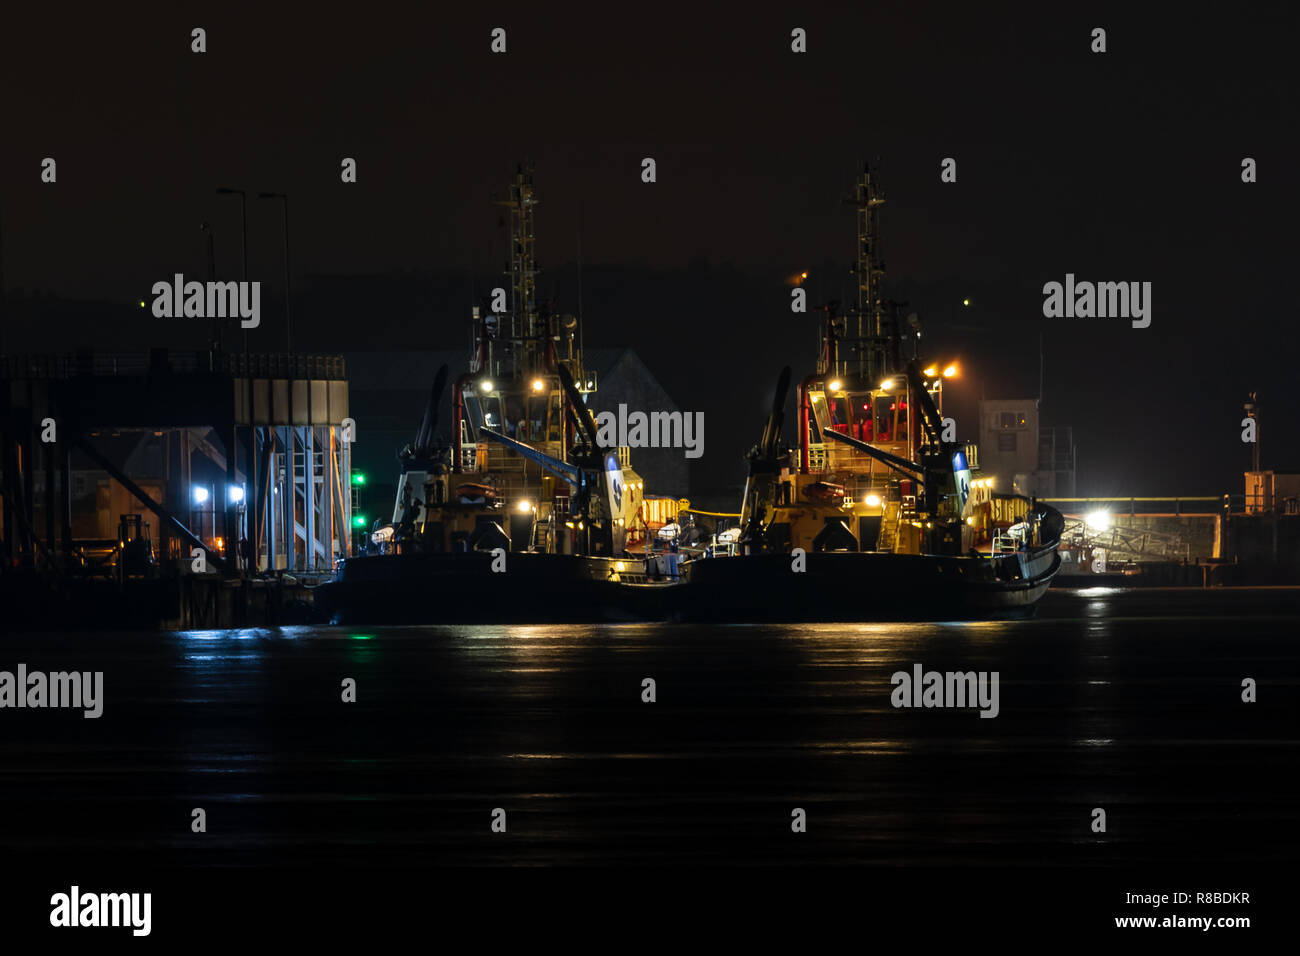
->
[[1, 350, 350, 629]]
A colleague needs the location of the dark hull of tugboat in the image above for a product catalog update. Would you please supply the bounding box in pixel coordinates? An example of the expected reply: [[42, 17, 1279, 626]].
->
[[313, 552, 673, 625], [676, 545, 1061, 622], [316, 545, 1060, 625]]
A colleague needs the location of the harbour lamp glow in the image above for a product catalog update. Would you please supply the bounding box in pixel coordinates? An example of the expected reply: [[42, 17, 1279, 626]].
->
[[531, 378, 545, 392], [943, 364, 959, 378], [192, 486, 210, 505], [962, 298, 970, 307], [922, 366, 937, 377], [879, 379, 894, 390], [828, 380, 842, 392], [228, 485, 245, 504], [517, 499, 534, 513], [479, 379, 493, 392], [1085, 510, 1111, 532], [865, 494, 881, 508]]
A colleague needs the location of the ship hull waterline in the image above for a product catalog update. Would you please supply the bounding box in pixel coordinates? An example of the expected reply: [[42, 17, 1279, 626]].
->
[[314, 553, 671, 625], [315, 545, 1060, 625], [677, 545, 1060, 622]]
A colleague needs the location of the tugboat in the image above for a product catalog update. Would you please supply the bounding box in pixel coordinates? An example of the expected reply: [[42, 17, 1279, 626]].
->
[[677, 165, 1062, 621], [679, 361, 1063, 621], [318, 162, 1060, 625], [315, 165, 673, 624]]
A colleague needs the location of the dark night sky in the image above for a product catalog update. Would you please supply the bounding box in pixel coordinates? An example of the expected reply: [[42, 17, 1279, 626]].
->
[[2, 3, 1297, 498]]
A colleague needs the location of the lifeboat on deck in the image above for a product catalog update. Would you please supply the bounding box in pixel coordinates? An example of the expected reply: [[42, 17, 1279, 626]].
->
[[455, 482, 499, 503], [803, 481, 846, 502]]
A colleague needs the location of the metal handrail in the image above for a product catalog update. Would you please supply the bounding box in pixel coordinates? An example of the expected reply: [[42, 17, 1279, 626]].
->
[[2, 351, 347, 380]]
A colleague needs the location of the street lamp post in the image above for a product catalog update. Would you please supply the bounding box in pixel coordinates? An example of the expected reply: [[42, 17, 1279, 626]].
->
[[215, 188, 248, 349], [258, 192, 292, 354], [199, 221, 219, 350], [258, 191, 294, 571], [217, 186, 254, 570]]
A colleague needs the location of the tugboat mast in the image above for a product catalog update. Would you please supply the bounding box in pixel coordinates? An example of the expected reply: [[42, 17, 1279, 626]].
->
[[496, 163, 542, 376], [851, 164, 899, 384], [818, 164, 902, 385]]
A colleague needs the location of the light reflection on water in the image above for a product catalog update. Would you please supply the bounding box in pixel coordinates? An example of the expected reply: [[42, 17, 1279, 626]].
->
[[7, 589, 1281, 866]]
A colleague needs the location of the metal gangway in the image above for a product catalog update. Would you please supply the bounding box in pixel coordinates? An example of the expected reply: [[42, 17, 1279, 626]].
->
[[1060, 517, 1191, 562]]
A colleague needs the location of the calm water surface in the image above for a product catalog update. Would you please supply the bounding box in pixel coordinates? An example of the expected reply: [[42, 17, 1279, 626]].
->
[[2, 588, 1297, 868]]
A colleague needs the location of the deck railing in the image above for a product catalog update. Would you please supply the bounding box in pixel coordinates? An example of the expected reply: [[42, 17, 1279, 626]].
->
[[1, 351, 346, 380]]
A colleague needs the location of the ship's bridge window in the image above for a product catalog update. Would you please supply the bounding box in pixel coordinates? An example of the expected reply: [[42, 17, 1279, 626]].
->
[[874, 394, 908, 442], [503, 395, 526, 438], [547, 392, 563, 442], [851, 392, 874, 441], [526, 394, 548, 442], [828, 394, 852, 428], [464, 395, 486, 433], [809, 391, 831, 437], [475, 395, 505, 436]]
